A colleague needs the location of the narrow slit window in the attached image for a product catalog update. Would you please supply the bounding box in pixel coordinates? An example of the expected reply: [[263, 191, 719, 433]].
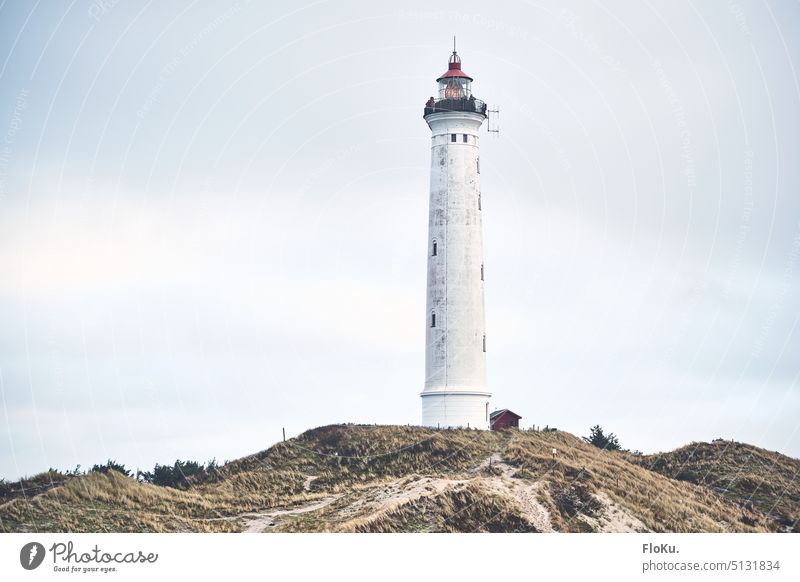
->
[[478, 193, 482, 210], [451, 133, 456, 142], [477, 157, 480, 174], [432, 240, 437, 256], [482, 334, 486, 352], [431, 312, 436, 328], [463, 134, 468, 143], [481, 263, 484, 281]]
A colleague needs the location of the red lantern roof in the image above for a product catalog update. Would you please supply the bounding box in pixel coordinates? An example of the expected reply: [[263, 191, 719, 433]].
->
[[436, 50, 473, 82]]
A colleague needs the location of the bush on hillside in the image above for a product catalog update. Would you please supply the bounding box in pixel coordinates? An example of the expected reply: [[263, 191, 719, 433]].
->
[[583, 425, 622, 451], [90, 460, 131, 477], [137, 459, 218, 488]]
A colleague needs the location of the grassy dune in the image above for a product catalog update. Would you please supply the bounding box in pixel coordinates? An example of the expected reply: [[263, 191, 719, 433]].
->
[[1, 425, 796, 533], [632, 440, 800, 532]]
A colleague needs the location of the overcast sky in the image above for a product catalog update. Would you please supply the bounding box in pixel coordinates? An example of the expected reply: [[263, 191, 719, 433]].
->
[[1, 0, 799, 480]]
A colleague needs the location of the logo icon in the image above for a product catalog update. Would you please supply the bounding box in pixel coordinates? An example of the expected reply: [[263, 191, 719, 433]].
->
[[20, 542, 46, 570]]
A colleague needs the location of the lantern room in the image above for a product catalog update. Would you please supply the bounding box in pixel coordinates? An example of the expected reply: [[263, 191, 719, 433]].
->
[[437, 50, 473, 99], [425, 46, 487, 118]]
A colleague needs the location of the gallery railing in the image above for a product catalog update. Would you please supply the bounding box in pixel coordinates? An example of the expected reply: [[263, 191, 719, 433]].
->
[[424, 97, 487, 117]]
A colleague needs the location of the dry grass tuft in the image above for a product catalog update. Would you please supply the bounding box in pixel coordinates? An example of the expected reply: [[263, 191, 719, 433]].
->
[[347, 481, 539, 533]]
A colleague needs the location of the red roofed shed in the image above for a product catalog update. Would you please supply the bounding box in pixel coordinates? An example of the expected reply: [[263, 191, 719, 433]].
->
[[489, 409, 522, 431]]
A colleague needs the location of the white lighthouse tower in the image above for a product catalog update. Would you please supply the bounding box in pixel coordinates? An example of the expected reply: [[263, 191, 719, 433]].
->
[[421, 46, 491, 429]]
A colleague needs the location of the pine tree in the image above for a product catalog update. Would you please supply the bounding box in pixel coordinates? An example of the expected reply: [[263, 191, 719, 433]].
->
[[583, 425, 621, 451], [90, 459, 131, 477]]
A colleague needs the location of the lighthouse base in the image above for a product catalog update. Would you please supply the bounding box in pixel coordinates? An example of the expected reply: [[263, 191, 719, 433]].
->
[[420, 390, 491, 430]]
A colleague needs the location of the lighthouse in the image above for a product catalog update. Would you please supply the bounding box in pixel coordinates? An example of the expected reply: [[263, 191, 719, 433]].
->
[[421, 46, 491, 429]]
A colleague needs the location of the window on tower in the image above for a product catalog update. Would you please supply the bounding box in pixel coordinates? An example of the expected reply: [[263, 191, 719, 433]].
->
[[482, 334, 486, 352], [432, 240, 437, 256], [451, 134, 456, 142], [431, 312, 436, 328], [481, 263, 484, 281], [462, 134, 468, 143], [478, 193, 482, 210], [477, 157, 480, 173]]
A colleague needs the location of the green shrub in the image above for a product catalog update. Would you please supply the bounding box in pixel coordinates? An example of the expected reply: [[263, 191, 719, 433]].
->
[[90, 460, 131, 477]]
